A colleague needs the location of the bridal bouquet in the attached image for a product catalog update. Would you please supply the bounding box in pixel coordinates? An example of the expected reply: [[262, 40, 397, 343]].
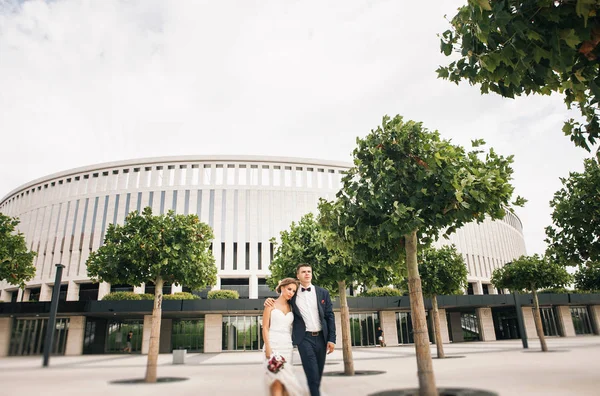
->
[[267, 353, 286, 374]]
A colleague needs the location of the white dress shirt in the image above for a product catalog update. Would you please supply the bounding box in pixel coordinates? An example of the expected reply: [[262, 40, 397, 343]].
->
[[295, 284, 322, 332]]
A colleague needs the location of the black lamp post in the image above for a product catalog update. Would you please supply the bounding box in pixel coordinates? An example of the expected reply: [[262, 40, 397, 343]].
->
[[42, 263, 65, 367]]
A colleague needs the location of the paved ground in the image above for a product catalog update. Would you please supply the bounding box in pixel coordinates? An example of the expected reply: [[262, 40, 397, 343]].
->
[[1, 336, 599, 395]]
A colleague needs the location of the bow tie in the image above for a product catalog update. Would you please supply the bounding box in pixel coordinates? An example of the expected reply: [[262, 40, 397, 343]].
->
[[301, 287, 312, 292]]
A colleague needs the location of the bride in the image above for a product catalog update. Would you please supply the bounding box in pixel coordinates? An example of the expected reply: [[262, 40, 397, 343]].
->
[[262, 278, 307, 396]]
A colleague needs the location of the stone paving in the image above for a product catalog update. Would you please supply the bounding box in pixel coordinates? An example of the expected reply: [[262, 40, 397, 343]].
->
[[1, 336, 599, 395]]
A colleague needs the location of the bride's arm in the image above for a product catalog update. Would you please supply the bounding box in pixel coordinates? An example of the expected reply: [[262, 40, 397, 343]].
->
[[262, 305, 273, 359]]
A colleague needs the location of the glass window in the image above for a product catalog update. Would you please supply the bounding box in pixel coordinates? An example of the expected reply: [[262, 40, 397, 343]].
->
[[105, 320, 143, 353], [222, 315, 263, 351], [9, 318, 70, 356], [539, 307, 560, 336], [349, 312, 380, 346], [172, 319, 204, 352], [570, 306, 593, 335]]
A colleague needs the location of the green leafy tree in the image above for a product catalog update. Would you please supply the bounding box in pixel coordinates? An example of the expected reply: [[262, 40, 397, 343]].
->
[[419, 245, 467, 359], [268, 212, 401, 376], [574, 262, 600, 292], [0, 214, 36, 289], [335, 114, 524, 395], [438, 0, 600, 151], [87, 207, 216, 383], [491, 254, 572, 352], [546, 158, 600, 265]]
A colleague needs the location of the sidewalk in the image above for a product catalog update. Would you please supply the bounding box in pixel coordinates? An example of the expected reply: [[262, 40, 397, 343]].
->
[[1, 337, 599, 395]]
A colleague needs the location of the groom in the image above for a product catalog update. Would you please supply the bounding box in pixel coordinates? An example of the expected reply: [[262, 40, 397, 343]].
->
[[265, 263, 336, 396]]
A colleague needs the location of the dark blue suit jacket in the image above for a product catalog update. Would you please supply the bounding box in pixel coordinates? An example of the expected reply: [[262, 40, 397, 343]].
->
[[290, 285, 336, 346]]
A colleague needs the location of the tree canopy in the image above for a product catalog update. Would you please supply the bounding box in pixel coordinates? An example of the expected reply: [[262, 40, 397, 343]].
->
[[336, 115, 524, 246], [86, 207, 216, 289], [0, 213, 36, 288], [267, 212, 402, 294], [574, 261, 600, 291], [491, 254, 572, 292], [545, 158, 600, 265], [419, 245, 468, 297], [438, 0, 600, 151]]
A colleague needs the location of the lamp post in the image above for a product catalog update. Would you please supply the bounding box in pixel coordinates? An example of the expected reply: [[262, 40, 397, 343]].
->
[[42, 264, 65, 367]]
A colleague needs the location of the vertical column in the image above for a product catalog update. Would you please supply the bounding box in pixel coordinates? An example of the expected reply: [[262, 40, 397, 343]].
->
[[66, 281, 80, 301], [476, 307, 496, 341], [436, 308, 450, 343], [204, 314, 223, 353], [379, 311, 399, 346], [556, 306, 576, 337], [590, 305, 600, 335], [22, 288, 31, 302], [65, 316, 86, 355], [133, 284, 145, 294], [0, 317, 13, 357], [249, 274, 258, 299], [0, 290, 11, 302], [171, 284, 183, 294], [334, 311, 342, 348], [449, 312, 464, 342], [40, 283, 53, 302], [142, 314, 153, 354], [98, 282, 111, 300], [521, 307, 538, 339]]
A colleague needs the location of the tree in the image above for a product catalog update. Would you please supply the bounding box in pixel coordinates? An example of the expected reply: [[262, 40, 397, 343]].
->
[[491, 254, 572, 352], [268, 212, 401, 376], [419, 245, 467, 359], [0, 213, 36, 289], [438, 0, 600, 151], [574, 261, 600, 292], [334, 115, 524, 396], [545, 158, 600, 265], [86, 207, 216, 383]]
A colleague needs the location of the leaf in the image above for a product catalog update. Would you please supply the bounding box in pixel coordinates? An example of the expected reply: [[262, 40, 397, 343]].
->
[[559, 29, 582, 49], [474, 0, 492, 12]]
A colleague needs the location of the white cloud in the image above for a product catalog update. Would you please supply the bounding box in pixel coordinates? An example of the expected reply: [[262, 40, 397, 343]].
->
[[0, 0, 594, 255]]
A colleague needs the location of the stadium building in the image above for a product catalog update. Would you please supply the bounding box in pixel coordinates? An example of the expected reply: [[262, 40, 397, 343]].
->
[[1, 156, 597, 356]]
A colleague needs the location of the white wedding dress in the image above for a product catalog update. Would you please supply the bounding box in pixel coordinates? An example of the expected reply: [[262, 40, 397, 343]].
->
[[264, 309, 308, 396]]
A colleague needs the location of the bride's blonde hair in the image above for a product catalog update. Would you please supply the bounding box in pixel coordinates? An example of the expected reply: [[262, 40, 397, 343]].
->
[[276, 278, 299, 294]]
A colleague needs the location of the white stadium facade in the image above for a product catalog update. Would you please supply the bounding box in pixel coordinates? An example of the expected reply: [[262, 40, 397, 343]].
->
[[1, 155, 598, 356]]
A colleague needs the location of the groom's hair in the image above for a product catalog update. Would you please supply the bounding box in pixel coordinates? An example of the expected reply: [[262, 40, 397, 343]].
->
[[296, 263, 312, 273]]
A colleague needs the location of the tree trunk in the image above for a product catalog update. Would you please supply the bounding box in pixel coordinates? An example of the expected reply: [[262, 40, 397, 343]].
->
[[145, 276, 163, 383], [405, 230, 438, 396], [531, 288, 548, 352], [431, 295, 445, 359], [337, 280, 354, 376]]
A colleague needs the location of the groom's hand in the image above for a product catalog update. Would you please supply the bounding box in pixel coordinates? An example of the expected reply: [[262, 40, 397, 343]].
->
[[326, 342, 335, 354], [264, 298, 275, 308]]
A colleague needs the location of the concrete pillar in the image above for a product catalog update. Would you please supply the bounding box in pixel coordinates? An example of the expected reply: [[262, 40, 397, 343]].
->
[[66, 281, 80, 301], [249, 274, 258, 299], [133, 283, 145, 294], [590, 305, 600, 335], [22, 288, 31, 302], [556, 306, 576, 337], [522, 307, 538, 339], [379, 311, 399, 346], [473, 281, 483, 295], [0, 317, 12, 357], [16, 288, 24, 302], [476, 307, 496, 341], [334, 311, 342, 348], [141, 315, 153, 354], [97, 282, 111, 300], [203, 314, 223, 353], [0, 290, 11, 302], [40, 284, 52, 301], [65, 316, 85, 355], [448, 312, 464, 342], [171, 284, 183, 294], [159, 319, 172, 353], [435, 308, 450, 344]]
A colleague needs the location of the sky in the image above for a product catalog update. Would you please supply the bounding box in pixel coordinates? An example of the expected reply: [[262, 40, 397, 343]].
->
[[0, 0, 595, 256]]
